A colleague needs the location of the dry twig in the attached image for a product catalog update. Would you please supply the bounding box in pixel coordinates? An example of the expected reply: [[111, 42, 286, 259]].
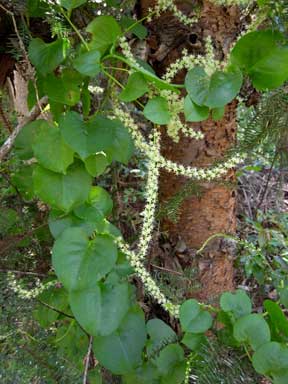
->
[[0, 95, 48, 161]]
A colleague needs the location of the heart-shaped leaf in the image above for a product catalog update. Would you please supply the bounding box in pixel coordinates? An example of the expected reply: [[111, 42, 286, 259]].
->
[[180, 299, 213, 334], [93, 307, 147, 374], [52, 227, 117, 291], [33, 163, 92, 212], [60, 112, 133, 163], [154, 344, 184, 375], [220, 290, 252, 319], [143, 97, 170, 125], [84, 153, 110, 177], [86, 16, 121, 53], [42, 69, 82, 106], [184, 96, 209, 122], [252, 341, 288, 377], [70, 281, 130, 336], [32, 120, 74, 173], [233, 314, 270, 350], [29, 38, 69, 76], [231, 30, 288, 90], [119, 72, 149, 102], [73, 49, 101, 77], [146, 319, 177, 357], [185, 66, 242, 108]]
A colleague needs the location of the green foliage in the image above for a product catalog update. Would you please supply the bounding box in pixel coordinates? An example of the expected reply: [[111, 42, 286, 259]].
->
[[32, 120, 74, 173], [233, 314, 271, 351], [59, 0, 87, 10], [28, 38, 69, 76], [220, 290, 252, 319], [185, 66, 243, 108], [237, 211, 288, 290], [73, 49, 101, 77], [93, 307, 147, 374], [59, 112, 133, 163], [231, 30, 288, 90], [86, 15, 121, 53], [252, 342, 288, 382], [119, 72, 149, 102], [33, 163, 92, 212], [184, 96, 209, 122], [2, 4, 288, 384], [143, 97, 171, 125]]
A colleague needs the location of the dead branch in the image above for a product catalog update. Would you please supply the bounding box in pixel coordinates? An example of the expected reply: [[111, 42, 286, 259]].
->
[[0, 95, 48, 161]]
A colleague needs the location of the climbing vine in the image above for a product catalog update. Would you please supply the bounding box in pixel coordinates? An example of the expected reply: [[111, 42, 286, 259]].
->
[[1, 0, 288, 383]]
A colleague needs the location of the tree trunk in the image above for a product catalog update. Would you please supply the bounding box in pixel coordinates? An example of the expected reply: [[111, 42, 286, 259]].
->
[[139, 1, 242, 300]]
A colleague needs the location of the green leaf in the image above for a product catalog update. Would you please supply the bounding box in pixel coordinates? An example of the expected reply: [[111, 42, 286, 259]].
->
[[59, 0, 87, 10], [14, 121, 38, 159], [73, 50, 101, 77], [33, 286, 69, 327], [185, 66, 242, 108], [212, 106, 225, 121], [29, 38, 69, 76], [87, 186, 113, 217], [84, 153, 110, 177], [26, 0, 49, 17], [264, 300, 288, 338], [252, 342, 288, 377], [154, 344, 184, 375], [88, 368, 103, 384], [48, 210, 97, 238], [182, 333, 206, 351], [220, 290, 252, 319], [231, 30, 288, 90], [70, 281, 130, 336], [52, 227, 117, 291], [179, 299, 213, 333], [32, 120, 74, 173], [146, 319, 177, 357], [93, 307, 146, 374], [42, 69, 82, 106], [56, 320, 88, 369], [123, 363, 159, 384], [86, 16, 121, 53], [60, 112, 133, 163], [33, 163, 92, 212], [120, 16, 147, 39], [119, 72, 149, 102], [11, 165, 35, 200], [72, 185, 113, 225], [160, 363, 186, 384], [233, 314, 270, 351], [184, 96, 209, 122], [143, 97, 170, 125]]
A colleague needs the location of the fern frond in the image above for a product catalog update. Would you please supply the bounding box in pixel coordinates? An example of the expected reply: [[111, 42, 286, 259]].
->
[[236, 88, 288, 166], [158, 181, 203, 223]]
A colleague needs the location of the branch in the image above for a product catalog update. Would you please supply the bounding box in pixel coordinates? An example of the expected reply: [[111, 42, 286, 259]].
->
[[83, 335, 94, 384], [0, 96, 48, 161]]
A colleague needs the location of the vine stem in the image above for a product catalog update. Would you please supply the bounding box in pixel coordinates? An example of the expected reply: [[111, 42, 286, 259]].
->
[[102, 68, 145, 109], [83, 335, 93, 384], [51, 1, 89, 51], [196, 232, 238, 255]]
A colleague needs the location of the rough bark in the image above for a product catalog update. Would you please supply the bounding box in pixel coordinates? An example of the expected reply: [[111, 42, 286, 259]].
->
[[139, 0, 242, 300]]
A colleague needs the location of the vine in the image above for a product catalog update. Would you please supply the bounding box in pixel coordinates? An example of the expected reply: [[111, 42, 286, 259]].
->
[[1, 0, 288, 383]]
